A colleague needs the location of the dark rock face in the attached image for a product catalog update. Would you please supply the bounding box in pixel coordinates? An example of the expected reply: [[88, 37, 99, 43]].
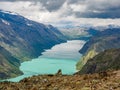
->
[[79, 49, 120, 74], [0, 10, 66, 79]]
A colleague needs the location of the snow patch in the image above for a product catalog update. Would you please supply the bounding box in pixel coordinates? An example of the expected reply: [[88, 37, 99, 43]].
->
[[1, 10, 18, 15], [1, 19, 10, 25], [27, 23, 32, 26]]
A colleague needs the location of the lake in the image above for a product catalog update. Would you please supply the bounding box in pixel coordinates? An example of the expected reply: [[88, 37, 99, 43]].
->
[[6, 40, 85, 82]]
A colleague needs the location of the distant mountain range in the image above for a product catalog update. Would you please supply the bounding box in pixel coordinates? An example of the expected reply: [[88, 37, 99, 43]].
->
[[0, 10, 66, 79], [58, 24, 120, 40], [76, 28, 120, 73]]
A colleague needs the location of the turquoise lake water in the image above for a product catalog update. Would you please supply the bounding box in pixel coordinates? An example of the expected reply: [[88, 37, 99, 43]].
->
[[6, 40, 85, 82]]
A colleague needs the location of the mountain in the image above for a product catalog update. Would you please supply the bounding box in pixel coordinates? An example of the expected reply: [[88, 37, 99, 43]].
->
[[76, 28, 120, 71], [0, 10, 66, 79], [58, 26, 89, 40], [58, 25, 101, 40], [58, 24, 120, 40], [79, 48, 120, 74]]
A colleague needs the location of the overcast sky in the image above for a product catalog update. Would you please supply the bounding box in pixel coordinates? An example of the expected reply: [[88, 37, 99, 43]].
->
[[0, 0, 120, 27]]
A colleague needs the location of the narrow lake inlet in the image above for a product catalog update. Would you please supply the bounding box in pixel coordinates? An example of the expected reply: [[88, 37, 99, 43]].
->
[[6, 40, 86, 82]]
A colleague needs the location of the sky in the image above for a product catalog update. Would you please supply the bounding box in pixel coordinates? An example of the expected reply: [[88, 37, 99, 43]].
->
[[0, 0, 120, 27]]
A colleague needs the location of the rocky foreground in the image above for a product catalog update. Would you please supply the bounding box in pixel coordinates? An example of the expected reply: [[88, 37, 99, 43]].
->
[[0, 70, 120, 90]]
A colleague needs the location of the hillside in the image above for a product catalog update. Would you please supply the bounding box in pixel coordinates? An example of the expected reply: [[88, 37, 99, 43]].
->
[[79, 48, 120, 74], [76, 28, 120, 71], [0, 46, 23, 79], [0, 70, 120, 90], [0, 10, 66, 79]]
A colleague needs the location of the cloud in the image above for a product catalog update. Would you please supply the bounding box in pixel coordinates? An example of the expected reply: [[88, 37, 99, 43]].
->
[[0, 0, 120, 26], [1, 0, 66, 12], [76, 0, 120, 18], [39, 0, 66, 12]]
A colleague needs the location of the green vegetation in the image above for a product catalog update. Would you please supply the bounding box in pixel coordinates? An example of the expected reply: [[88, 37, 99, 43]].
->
[[0, 46, 23, 79], [76, 49, 97, 70], [79, 49, 120, 74], [0, 10, 66, 79], [77, 28, 120, 74]]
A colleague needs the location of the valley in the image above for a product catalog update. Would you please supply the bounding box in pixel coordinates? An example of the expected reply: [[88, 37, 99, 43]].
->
[[0, 0, 120, 89], [5, 40, 85, 82], [0, 10, 66, 79], [0, 9, 120, 90]]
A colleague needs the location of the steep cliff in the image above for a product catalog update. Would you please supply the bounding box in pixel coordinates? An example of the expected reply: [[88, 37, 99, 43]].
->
[[0, 10, 66, 79], [79, 49, 120, 74], [77, 28, 120, 71], [0, 46, 22, 79]]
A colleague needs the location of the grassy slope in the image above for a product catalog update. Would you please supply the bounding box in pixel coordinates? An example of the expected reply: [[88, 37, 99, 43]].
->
[[0, 46, 23, 79], [77, 28, 120, 71], [0, 10, 66, 79], [79, 48, 120, 74]]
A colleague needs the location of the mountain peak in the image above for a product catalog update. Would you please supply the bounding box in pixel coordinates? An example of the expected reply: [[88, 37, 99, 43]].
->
[[0, 9, 18, 16]]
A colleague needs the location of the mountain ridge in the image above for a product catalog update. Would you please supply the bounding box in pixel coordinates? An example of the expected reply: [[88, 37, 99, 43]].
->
[[79, 48, 120, 74], [0, 10, 66, 79], [77, 28, 120, 73]]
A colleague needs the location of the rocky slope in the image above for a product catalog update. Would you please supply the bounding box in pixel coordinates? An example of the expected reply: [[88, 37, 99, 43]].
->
[[0, 46, 23, 79], [0, 10, 66, 79], [76, 28, 120, 71], [0, 70, 120, 90], [79, 48, 120, 74]]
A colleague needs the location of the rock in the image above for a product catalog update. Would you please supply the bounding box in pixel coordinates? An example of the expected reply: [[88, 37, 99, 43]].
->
[[55, 69, 62, 76], [0, 70, 120, 90]]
